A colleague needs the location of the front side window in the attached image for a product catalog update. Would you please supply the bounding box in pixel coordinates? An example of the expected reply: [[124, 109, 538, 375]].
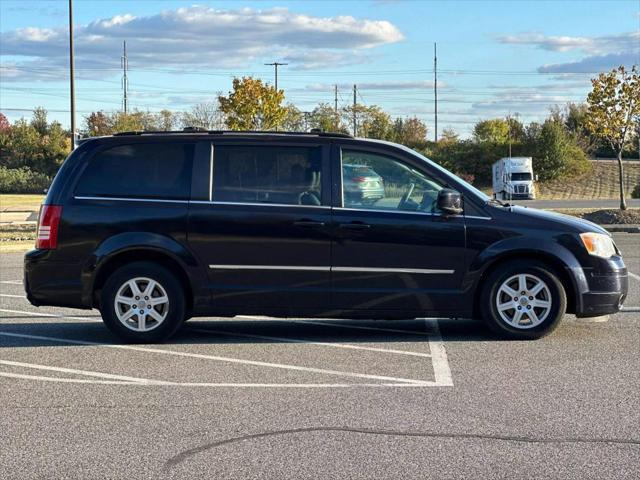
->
[[341, 149, 445, 213], [212, 146, 322, 206], [76, 143, 193, 200]]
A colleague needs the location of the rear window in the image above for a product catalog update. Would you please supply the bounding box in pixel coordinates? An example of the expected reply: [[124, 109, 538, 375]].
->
[[76, 143, 193, 200], [212, 146, 322, 205]]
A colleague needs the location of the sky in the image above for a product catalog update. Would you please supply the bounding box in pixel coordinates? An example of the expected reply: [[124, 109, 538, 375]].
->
[[1, 0, 638, 137]]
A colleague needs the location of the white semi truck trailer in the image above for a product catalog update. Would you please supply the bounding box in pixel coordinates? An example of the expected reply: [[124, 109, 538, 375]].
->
[[492, 157, 536, 200]]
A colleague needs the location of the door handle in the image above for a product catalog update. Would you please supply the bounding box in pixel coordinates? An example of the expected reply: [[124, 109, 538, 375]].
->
[[339, 222, 371, 230], [293, 220, 326, 228]]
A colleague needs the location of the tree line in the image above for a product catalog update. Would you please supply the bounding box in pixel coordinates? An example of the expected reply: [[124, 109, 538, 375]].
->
[[1, 67, 638, 207]]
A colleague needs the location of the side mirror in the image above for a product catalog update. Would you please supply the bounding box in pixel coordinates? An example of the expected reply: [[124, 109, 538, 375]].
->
[[437, 189, 463, 215]]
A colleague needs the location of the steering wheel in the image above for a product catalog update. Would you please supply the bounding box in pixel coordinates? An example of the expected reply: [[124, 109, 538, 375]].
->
[[398, 183, 415, 209]]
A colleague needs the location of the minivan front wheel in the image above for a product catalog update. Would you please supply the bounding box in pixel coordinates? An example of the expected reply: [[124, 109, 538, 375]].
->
[[100, 262, 185, 342], [480, 261, 567, 339]]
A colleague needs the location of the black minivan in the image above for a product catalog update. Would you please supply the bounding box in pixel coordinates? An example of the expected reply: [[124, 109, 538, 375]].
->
[[25, 130, 628, 342]]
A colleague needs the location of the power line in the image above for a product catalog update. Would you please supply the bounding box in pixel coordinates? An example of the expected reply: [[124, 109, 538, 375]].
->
[[434, 42, 438, 143], [68, 0, 76, 147]]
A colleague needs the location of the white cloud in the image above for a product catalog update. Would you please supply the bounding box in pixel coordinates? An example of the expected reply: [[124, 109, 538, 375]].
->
[[497, 30, 638, 75], [539, 52, 639, 74], [0, 5, 404, 81], [498, 31, 638, 56]]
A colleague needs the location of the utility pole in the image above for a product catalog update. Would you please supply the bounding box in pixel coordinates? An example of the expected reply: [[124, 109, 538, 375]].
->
[[353, 84, 357, 136], [121, 41, 129, 114], [334, 84, 339, 131], [434, 42, 438, 143], [264, 61, 287, 92], [68, 0, 76, 148], [507, 112, 512, 158]]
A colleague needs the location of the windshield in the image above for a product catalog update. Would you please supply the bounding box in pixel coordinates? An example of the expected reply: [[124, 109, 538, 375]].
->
[[391, 143, 491, 202], [510, 172, 532, 181]]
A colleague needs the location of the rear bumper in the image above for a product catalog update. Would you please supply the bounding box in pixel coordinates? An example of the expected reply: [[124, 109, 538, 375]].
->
[[24, 249, 89, 309], [574, 258, 628, 318]]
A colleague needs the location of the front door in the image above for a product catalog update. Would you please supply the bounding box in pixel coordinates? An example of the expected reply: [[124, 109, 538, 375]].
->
[[187, 141, 332, 314], [331, 147, 466, 316]]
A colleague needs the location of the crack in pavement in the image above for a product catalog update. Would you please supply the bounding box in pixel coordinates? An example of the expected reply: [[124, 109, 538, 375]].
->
[[164, 426, 640, 468]]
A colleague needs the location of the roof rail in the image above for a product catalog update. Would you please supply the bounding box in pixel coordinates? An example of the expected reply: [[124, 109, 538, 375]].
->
[[112, 129, 353, 138]]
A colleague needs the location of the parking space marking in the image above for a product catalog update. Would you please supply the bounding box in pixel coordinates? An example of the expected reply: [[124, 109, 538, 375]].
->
[[0, 359, 171, 385], [189, 327, 432, 358], [424, 319, 453, 386], [628, 271, 640, 281], [0, 329, 429, 385], [0, 371, 140, 385], [0, 280, 22, 285], [0, 308, 98, 322], [0, 307, 454, 387], [0, 294, 26, 299]]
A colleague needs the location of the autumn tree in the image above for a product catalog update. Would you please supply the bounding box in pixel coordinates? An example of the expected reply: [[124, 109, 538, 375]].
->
[[391, 116, 428, 147], [586, 66, 640, 209], [0, 113, 11, 133], [218, 77, 287, 130], [85, 111, 111, 136], [308, 103, 347, 133]]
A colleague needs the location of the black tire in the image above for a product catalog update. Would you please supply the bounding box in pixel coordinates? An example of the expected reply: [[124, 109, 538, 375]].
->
[[100, 261, 185, 343], [480, 260, 567, 340]]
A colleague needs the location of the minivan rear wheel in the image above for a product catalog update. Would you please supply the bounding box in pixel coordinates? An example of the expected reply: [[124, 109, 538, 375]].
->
[[100, 262, 185, 343], [480, 260, 566, 339]]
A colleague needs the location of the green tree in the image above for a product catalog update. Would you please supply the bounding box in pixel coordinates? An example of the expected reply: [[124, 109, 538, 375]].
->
[[281, 104, 305, 131], [218, 77, 287, 130], [30, 107, 49, 136], [439, 127, 459, 145], [586, 66, 640, 209], [528, 119, 590, 182]]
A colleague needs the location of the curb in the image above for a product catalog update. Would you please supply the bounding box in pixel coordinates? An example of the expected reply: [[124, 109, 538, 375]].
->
[[604, 225, 640, 233]]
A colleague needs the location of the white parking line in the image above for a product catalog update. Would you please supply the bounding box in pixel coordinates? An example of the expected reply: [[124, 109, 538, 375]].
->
[[628, 271, 640, 281], [0, 330, 428, 385], [0, 359, 170, 385], [0, 307, 454, 387], [189, 327, 433, 358], [0, 308, 98, 322], [0, 372, 138, 385], [0, 280, 22, 285], [0, 294, 26, 298], [424, 319, 453, 386]]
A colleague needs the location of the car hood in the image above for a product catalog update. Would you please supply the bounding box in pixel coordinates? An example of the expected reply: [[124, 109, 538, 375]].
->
[[500, 205, 610, 235]]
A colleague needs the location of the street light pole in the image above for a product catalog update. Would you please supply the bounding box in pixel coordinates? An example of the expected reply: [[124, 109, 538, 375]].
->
[[68, 0, 76, 148]]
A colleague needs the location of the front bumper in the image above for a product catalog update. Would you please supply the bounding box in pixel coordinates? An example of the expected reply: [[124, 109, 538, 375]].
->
[[506, 193, 535, 200], [574, 256, 628, 318]]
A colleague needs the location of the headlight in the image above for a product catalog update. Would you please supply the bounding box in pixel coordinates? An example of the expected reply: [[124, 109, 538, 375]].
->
[[579, 232, 617, 258]]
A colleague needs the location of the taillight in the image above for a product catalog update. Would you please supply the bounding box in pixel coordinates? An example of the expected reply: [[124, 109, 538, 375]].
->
[[353, 176, 367, 183], [36, 205, 62, 249]]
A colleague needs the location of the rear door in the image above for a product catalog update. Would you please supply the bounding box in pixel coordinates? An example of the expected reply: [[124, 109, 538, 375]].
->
[[187, 140, 332, 314], [330, 145, 467, 315]]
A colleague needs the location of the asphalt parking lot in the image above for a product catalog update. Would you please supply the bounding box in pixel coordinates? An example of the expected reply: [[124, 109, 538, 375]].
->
[[1, 233, 638, 479]]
